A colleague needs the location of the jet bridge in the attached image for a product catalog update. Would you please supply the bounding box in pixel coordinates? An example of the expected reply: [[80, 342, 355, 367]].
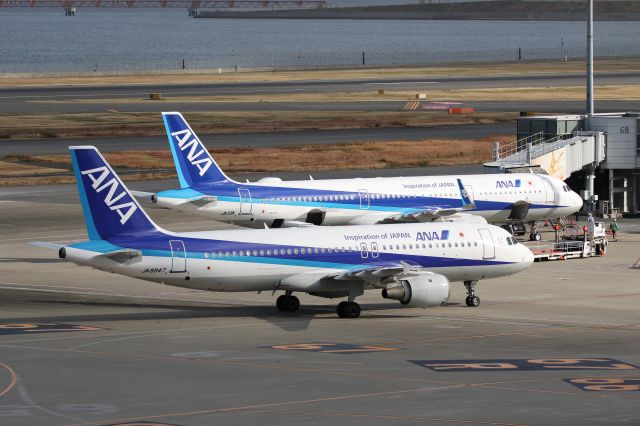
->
[[484, 131, 606, 181]]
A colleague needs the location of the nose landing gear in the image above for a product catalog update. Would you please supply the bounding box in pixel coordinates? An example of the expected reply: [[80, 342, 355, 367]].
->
[[464, 280, 480, 307]]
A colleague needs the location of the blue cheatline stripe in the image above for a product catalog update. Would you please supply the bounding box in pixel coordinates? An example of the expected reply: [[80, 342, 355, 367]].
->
[[70, 239, 513, 269], [198, 195, 563, 213], [141, 249, 364, 270], [156, 185, 567, 213], [70, 150, 100, 241], [163, 114, 189, 189]]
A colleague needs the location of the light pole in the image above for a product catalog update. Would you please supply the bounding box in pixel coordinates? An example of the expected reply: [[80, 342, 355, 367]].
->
[[586, 0, 594, 115]]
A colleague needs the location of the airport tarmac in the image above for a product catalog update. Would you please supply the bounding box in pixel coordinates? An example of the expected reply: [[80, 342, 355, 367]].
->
[[2, 73, 640, 114], [0, 190, 639, 425]]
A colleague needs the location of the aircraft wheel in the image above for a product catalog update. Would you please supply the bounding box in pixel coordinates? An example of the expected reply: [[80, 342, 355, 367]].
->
[[276, 295, 288, 311], [465, 296, 472, 307], [286, 295, 300, 312], [337, 301, 361, 318], [469, 296, 480, 307], [276, 295, 300, 312]]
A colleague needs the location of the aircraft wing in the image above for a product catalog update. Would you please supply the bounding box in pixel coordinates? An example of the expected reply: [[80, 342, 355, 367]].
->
[[279, 261, 419, 292], [328, 262, 411, 285], [132, 190, 218, 208], [378, 178, 476, 223], [378, 206, 465, 223]]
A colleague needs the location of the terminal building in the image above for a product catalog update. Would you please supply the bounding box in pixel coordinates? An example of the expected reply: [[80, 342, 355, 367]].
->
[[486, 112, 640, 216]]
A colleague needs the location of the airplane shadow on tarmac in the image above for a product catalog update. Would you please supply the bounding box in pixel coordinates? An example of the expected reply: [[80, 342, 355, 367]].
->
[[0, 294, 445, 332], [0, 256, 463, 331]]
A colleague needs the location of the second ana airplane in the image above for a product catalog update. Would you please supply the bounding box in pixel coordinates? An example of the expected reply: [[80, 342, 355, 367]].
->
[[136, 112, 583, 229]]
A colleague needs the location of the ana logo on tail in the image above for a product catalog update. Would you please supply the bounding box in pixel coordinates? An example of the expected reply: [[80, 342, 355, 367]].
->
[[81, 166, 138, 224], [171, 129, 213, 176]]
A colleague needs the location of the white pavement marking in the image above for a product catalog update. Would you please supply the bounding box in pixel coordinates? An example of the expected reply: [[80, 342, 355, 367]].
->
[[367, 82, 438, 85]]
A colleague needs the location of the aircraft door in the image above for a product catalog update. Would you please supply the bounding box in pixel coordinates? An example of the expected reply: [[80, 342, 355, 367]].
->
[[478, 228, 496, 259], [359, 189, 370, 210], [238, 188, 252, 214], [169, 240, 187, 273], [370, 242, 379, 259], [360, 242, 368, 259], [541, 177, 557, 205]]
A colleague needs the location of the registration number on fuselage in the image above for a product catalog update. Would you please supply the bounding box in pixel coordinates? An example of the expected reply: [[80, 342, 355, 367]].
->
[[142, 267, 167, 273]]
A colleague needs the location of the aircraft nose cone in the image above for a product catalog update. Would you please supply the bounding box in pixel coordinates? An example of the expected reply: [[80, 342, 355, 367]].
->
[[521, 246, 534, 269], [573, 191, 584, 209]]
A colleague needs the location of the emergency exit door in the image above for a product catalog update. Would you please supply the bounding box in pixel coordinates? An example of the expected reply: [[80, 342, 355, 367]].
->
[[359, 189, 370, 209]]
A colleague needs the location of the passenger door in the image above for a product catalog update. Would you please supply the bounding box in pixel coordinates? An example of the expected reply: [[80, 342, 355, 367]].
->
[[478, 228, 496, 259], [238, 188, 252, 215], [169, 240, 187, 273], [541, 177, 557, 205]]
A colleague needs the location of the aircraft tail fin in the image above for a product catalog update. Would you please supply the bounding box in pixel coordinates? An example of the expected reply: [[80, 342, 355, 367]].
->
[[457, 178, 476, 209], [162, 112, 233, 188], [70, 146, 163, 240]]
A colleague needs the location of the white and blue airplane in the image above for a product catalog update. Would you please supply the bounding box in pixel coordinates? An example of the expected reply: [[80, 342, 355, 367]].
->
[[134, 112, 583, 229], [34, 146, 534, 318]]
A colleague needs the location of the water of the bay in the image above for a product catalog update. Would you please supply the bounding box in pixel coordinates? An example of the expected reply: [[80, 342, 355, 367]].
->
[[1, 9, 639, 73]]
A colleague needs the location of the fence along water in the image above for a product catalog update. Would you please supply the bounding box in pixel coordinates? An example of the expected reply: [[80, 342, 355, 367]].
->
[[2, 44, 640, 75]]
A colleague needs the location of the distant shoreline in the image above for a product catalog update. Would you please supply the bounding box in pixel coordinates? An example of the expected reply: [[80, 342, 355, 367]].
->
[[196, 1, 640, 21]]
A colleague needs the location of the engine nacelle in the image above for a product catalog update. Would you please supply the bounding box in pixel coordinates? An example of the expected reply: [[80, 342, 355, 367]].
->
[[381, 273, 450, 308], [435, 213, 487, 224], [257, 177, 283, 184]]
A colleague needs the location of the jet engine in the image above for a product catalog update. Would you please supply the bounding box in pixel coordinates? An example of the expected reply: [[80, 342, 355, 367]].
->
[[257, 177, 283, 184], [381, 272, 450, 308], [435, 213, 487, 224]]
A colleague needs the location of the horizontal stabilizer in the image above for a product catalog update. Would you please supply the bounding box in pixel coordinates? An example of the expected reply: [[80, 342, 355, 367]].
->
[[131, 190, 154, 201], [30, 241, 65, 250]]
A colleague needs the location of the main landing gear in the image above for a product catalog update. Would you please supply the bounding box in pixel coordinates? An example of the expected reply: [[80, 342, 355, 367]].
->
[[276, 292, 300, 312], [464, 280, 480, 307], [337, 284, 364, 318], [337, 301, 361, 318]]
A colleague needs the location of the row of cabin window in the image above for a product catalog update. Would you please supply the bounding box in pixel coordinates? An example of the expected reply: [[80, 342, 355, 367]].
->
[[201, 241, 481, 259], [268, 193, 418, 203], [477, 189, 542, 196], [267, 189, 544, 204], [383, 241, 479, 250]]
